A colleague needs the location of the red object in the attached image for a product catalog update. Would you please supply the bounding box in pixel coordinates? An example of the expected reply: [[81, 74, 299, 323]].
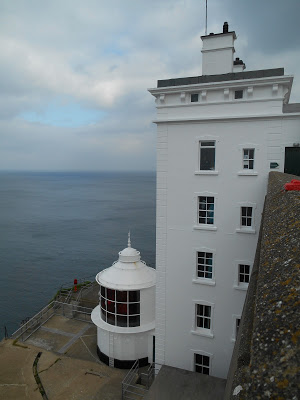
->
[[74, 279, 78, 285], [74, 285, 77, 292], [284, 179, 300, 191]]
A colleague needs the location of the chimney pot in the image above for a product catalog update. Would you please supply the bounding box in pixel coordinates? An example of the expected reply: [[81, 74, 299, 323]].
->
[[223, 22, 229, 33]]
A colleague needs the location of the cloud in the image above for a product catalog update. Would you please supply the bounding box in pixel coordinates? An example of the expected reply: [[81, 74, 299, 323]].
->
[[0, 0, 299, 171]]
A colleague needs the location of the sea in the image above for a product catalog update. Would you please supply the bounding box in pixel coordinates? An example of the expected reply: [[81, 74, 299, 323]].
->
[[0, 171, 156, 339]]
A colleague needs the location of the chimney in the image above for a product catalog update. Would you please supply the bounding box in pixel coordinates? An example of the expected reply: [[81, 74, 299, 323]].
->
[[201, 23, 236, 75]]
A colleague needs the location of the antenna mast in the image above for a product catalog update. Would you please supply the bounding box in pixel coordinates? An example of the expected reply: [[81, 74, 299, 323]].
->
[[205, 0, 208, 35]]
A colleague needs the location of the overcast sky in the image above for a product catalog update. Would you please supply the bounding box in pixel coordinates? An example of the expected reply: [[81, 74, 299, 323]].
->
[[1, 0, 299, 172]]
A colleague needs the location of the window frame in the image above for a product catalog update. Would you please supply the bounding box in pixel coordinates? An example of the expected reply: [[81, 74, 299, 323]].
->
[[192, 300, 214, 338], [234, 260, 253, 290], [243, 148, 255, 170], [195, 136, 219, 175], [194, 192, 217, 231], [234, 89, 244, 99], [194, 353, 210, 375], [199, 140, 216, 171], [237, 143, 259, 176], [231, 314, 242, 342], [100, 286, 140, 327], [191, 93, 199, 103], [193, 247, 216, 286], [236, 202, 256, 234]]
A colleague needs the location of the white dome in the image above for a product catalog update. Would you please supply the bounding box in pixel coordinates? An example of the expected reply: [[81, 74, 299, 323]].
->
[[96, 236, 156, 290]]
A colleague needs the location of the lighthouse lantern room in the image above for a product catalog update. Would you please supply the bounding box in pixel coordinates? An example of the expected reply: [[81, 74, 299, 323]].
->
[[91, 234, 156, 368]]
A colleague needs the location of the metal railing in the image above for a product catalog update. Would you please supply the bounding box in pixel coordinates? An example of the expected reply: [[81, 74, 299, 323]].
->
[[10, 301, 93, 342], [122, 361, 162, 400]]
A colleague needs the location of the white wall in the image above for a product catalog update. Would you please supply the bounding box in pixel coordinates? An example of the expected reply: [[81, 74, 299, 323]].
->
[[97, 327, 155, 361], [153, 80, 300, 378]]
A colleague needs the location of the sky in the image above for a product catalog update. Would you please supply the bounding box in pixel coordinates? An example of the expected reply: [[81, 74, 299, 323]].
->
[[0, 0, 299, 172]]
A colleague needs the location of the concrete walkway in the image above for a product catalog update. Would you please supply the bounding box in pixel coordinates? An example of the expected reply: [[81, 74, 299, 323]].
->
[[144, 365, 226, 400]]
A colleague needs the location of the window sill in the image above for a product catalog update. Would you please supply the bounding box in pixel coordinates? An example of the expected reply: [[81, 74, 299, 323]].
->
[[191, 330, 214, 339], [236, 228, 255, 234], [193, 278, 216, 286], [194, 225, 217, 231], [195, 170, 219, 175], [237, 171, 258, 176], [234, 284, 248, 291]]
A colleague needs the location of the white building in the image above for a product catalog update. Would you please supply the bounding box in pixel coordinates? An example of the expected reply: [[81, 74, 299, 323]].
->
[[149, 22, 300, 379], [91, 234, 156, 368]]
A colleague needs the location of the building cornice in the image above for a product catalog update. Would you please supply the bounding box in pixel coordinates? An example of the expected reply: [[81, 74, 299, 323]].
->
[[148, 75, 293, 96], [152, 112, 300, 124]]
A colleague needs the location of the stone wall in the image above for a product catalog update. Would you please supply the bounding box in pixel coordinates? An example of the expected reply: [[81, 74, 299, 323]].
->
[[225, 171, 300, 399]]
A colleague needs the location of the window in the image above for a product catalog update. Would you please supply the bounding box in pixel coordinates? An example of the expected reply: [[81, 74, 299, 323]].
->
[[243, 149, 255, 169], [196, 304, 211, 330], [198, 196, 214, 225], [235, 90, 243, 99], [199, 141, 215, 170], [195, 354, 210, 375], [241, 207, 253, 228], [239, 264, 250, 285], [197, 252, 213, 279], [191, 93, 199, 102], [236, 318, 241, 338], [100, 286, 140, 327]]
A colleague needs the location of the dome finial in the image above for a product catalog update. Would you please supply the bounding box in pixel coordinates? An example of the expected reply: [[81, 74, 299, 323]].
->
[[128, 231, 131, 248]]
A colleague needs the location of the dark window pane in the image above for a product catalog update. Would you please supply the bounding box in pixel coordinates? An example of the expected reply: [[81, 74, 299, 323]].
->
[[235, 90, 243, 99], [191, 93, 199, 102], [249, 160, 254, 169], [129, 315, 140, 327], [129, 291, 140, 302], [107, 288, 115, 301], [204, 307, 211, 317], [203, 367, 209, 375], [116, 290, 127, 302], [101, 298, 106, 310], [204, 319, 210, 329], [107, 300, 115, 313], [117, 315, 127, 327], [195, 354, 201, 364], [129, 303, 140, 315], [116, 303, 127, 315], [107, 312, 115, 325], [201, 141, 215, 147], [200, 148, 215, 170], [101, 308, 106, 322], [195, 365, 202, 373], [101, 286, 106, 297], [203, 356, 210, 366]]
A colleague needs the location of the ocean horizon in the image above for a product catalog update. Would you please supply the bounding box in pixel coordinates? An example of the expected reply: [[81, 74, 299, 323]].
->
[[0, 171, 156, 338]]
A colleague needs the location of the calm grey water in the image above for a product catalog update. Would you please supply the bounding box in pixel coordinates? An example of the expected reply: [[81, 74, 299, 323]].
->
[[0, 171, 156, 338]]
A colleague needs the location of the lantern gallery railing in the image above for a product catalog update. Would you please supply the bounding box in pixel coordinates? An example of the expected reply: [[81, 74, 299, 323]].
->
[[10, 301, 93, 342]]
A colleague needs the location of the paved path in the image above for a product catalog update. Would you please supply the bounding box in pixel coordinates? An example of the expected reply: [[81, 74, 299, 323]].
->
[[58, 325, 91, 354]]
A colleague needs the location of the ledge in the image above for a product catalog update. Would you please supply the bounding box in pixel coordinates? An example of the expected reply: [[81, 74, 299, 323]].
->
[[193, 225, 217, 231], [191, 329, 214, 339], [235, 228, 256, 234], [195, 170, 219, 175], [192, 278, 216, 286], [237, 171, 258, 176]]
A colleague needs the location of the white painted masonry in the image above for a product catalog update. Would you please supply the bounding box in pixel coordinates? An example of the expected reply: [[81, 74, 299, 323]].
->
[[149, 23, 300, 379], [91, 236, 156, 367]]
